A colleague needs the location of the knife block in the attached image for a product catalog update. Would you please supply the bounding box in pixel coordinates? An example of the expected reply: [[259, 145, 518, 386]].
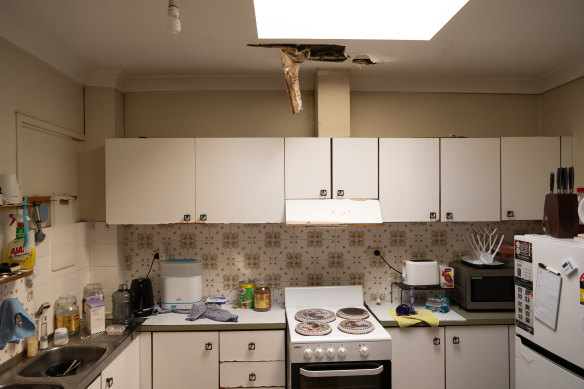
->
[[543, 193, 579, 238]]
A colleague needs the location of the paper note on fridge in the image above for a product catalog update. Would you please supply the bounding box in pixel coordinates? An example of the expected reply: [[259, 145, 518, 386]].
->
[[534, 264, 562, 330]]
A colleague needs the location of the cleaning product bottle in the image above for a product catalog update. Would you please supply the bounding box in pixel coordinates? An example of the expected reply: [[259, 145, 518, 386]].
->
[[5, 212, 36, 270]]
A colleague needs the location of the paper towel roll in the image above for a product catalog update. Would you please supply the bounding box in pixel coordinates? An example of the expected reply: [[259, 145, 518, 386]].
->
[[0, 174, 22, 205]]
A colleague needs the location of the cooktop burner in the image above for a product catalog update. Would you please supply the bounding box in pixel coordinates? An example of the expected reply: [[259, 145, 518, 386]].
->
[[294, 308, 336, 323], [338, 319, 375, 334], [336, 307, 370, 320], [295, 321, 332, 336]]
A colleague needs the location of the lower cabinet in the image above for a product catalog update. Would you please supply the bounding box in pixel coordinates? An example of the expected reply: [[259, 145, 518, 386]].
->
[[91, 335, 140, 389], [388, 325, 511, 389], [151, 330, 285, 389]]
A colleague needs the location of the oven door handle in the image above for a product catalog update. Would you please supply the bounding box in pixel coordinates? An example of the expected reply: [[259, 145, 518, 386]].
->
[[300, 365, 384, 378]]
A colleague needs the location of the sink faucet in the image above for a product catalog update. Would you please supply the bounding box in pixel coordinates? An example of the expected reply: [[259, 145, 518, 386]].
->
[[36, 302, 51, 350]]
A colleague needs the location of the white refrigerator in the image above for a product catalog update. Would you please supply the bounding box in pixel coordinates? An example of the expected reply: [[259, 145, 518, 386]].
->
[[514, 235, 584, 389]]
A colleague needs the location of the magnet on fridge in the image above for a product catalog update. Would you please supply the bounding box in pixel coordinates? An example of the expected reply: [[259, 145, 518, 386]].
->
[[580, 272, 584, 305], [560, 258, 577, 276]]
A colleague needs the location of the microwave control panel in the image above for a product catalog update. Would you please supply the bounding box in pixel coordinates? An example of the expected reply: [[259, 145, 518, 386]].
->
[[515, 239, 534, 335]]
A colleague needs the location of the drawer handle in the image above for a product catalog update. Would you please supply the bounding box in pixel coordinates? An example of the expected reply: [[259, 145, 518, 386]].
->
[[446, 212, 453, 220], [320, 189, 327, 197], [183, 214, 191, 222], [433, 337, 440, 345], [507, 210, 514, 218], [249, 373, 256, 381], [199, 214, 207, 222], [105, 377, 114, 388], [453, 336, 460, 345], [205, 342, 213, 350], [337, 189, 344, 197], [248, 342, 256, 350], [430, 212, 437, 220]]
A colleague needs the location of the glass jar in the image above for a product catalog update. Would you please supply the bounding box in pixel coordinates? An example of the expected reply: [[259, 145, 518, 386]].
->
[[112, 284, 133, 325], [55, 295, 80, 335], [82, 282, 103, 316], [254, 280, 271, 312]]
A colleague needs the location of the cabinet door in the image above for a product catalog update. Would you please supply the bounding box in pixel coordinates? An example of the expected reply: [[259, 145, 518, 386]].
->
[[441, 138, 500, 221], [106, 138, 196, 224], [196, 138, 285, 223], [379, 138, 440, 222], [509, 325, 515, 389], [501, 137, 560, 220], [220, 361, 285, 387], [332, 138, 378, 199], [220, 330, 285, 361], [387, 327, 445, 389], [101, 336, 140, 389], [445, 326, 509, 389], [86, 375, 101, 389], [285, 138, 331, 199], [153, 332, 218, 389]]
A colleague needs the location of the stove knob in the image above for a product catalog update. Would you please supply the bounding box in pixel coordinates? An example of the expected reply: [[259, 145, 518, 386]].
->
[[315, 348, 324, 359], [359, 346, 369, 357], [303, 349, 313, 359], [337, 347, 347, 358], [326, 348, 336, 358]]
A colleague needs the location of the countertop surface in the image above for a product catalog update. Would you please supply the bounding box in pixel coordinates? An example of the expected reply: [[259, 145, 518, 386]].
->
[[366, 302, 515, 327], [140, 302, 286, 331]]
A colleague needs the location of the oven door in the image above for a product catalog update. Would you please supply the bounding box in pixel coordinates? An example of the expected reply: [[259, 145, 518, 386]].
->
[[291, 360, 391, 389]]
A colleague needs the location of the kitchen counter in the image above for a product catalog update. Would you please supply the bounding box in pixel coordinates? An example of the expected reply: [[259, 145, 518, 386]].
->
[[367, 302, 514, 327], [0, 318, 144, 389], [140, 302, 286, 331]]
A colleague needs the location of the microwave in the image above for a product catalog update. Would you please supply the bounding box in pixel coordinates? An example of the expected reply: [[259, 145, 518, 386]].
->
[[447, 261, 515, 310]]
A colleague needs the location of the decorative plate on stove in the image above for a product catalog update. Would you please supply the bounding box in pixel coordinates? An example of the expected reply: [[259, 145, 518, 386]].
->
[[336, 307, 370, 321], [338, 320, 374, 334], [295, 321, 332, 336], [294, 308, 336, 323]]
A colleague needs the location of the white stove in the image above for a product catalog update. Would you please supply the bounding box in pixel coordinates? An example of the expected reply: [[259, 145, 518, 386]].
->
[[285, 286, 392, 364]]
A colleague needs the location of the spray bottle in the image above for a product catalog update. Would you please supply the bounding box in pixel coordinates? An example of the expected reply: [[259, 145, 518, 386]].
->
[[5, 210, 36, 270]]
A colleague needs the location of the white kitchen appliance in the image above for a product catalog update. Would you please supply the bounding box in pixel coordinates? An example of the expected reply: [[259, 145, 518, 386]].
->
[[402, 259, 439, 286], [160, 259, 202, 310], [514, 235, 584, 388], [285, 285, 392, 389]]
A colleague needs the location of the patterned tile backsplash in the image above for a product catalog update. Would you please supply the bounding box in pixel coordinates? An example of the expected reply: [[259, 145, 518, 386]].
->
[[122, 221, 540, 304]]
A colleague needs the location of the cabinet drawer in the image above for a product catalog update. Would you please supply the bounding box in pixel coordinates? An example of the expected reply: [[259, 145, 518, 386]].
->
[[220, 361, 285, 387], [220, 330, 284, 361]]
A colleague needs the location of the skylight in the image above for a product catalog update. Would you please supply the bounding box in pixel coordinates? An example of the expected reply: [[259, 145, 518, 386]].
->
[[253, 0, 470, 41]]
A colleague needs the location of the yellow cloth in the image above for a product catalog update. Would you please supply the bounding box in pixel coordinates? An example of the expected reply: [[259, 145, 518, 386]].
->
[[388, 308, 439, 328]]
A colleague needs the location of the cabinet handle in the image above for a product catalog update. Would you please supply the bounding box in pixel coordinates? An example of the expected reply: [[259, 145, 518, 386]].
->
[[105, 377, 114, 388], [320, 189, 327, 197], [433, 337, 440, 345], [430, 212, 437, 220], [249, 373, 257, 381], [205, 342, 213, 350], [446, 212, 453, 220], [507, 210, 514, 218], [248, 342, 256, 350], [453, 336, 460, 345], [337, 189, 344, 197], [183, 214, 191, 222], [199, 214, 207, 222]]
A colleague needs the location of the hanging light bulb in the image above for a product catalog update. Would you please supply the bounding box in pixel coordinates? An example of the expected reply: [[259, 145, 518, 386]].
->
[[168, 0, 181, 34]]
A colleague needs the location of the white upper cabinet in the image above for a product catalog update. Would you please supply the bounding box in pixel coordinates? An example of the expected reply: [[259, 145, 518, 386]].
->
[[332, 138, 379, 199], [379, 138, 440, 222], [196, 138, 285, 223], [285, 138, 331, 199], [441, 138, 500, 222], [105, 138, 196, 224], [501, 137, 560, 220]]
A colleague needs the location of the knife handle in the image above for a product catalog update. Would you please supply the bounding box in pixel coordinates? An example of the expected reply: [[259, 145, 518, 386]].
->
[[550, 172, 555, 193], [569, 167, 574, 193], [557, 168, 562, 193], [562, 167, 568, 193]]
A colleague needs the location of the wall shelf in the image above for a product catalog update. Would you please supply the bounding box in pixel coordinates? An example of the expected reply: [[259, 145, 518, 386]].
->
[[0, 270, 33, 286], [0, 196, 53, 211]]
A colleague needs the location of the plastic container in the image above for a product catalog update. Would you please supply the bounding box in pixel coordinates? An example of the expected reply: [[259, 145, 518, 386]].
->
[[254, 280, 271, 312], [55, 296, 80, 335], [112, 284, 133, 325], [577, 188, 584, 225], [82, 282, 103, 316], [205, 297, 227, 308], [53, 328, 69, 345], [239, 281, 255, 309]]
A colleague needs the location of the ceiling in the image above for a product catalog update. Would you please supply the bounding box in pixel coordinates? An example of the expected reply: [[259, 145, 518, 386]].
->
[[1, 0, 584, 93]]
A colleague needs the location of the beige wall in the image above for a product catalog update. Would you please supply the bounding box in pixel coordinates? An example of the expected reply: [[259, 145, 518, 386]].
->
[[540, 77, 584, 187], [351, 92, 540, 138], [124, 90, 315, 138]]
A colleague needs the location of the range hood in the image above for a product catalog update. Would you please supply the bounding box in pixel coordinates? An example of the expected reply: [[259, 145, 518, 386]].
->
[[285, 199, 383, 226]]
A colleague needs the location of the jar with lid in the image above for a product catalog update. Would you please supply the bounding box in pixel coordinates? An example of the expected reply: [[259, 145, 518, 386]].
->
[[55, 295, 80, 335], [112, 284, 133, 325], [82, 282, 103, 317], [254, 280, 271, 312]]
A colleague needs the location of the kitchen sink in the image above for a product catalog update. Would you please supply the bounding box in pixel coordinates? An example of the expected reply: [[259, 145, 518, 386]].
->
[[18, 345, 107, 378], [0, 385, 64, 389]]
